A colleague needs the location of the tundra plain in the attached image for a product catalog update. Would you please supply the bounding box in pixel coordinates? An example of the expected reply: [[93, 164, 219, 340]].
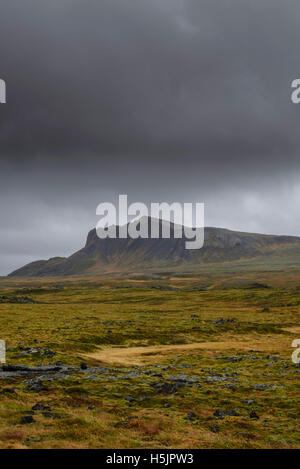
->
[[0, 265, 299, 449]]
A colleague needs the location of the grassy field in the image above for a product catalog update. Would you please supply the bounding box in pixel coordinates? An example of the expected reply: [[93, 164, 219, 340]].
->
[[0, 270, 299, 449]]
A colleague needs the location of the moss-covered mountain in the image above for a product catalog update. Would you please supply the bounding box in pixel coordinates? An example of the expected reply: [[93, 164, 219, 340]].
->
[[8, 218, 300, 277]]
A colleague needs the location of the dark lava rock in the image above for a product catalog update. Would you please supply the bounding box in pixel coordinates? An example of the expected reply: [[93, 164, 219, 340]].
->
[[18, 346, 56, 357], [242, 399, 255, 405], [250, 410, 259, 420], [252, 384, 271, 390], [214, 409, 239, 419], [20, 415, 35, 424], [26, 379, 48, 392], [0, 387, 16, 394], [209, 426, 220, 433], [151, 382, 183, 395], [213, 410, 225, 419], [66, 387, 85, 394], [184, 411, 197, 421], [124, 396, 135, 402], [2, 364, 62, 374], [247, 283, 270, 289], [168, 374, 198, 384], [216, 355, 242, 363], [0, 295, 36, 304], [32, 403, 51, 412], [42, 412, 60, 419], [212, 318, 236, 325]]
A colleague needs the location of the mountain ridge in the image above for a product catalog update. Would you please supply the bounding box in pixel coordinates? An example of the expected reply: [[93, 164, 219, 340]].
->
[[8, 218, 300, 277]]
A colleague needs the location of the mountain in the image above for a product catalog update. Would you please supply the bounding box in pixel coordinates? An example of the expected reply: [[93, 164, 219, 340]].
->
[[8, 217, 300, 277]]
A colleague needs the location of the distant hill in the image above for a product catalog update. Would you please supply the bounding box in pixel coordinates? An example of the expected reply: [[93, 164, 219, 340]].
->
[[8, 217, 300, 277]]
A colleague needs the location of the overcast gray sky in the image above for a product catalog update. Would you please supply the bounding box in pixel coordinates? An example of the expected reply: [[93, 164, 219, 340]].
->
[[1, 0, 300, 275]]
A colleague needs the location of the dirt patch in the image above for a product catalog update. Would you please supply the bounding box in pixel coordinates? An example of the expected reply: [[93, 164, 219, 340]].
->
[[282, 326, 300, 334], [81, 335, 286, 366]]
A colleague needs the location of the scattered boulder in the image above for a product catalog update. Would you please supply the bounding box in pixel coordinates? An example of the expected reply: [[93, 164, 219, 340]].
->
[[214, 409, 239, 419], [0, 295, 36, 304], [66, 387, 85, 394], [0, 387, 16, 394], [252, 384, 271, 391], [18, 346, 56, 357], [168, 374, 198, 385], [184, 411, 197, 421], [212, 318, 236, 326], [20, 415, 35, 424], [32, 403, 51, 412], [150, 382, 183, 395], [26, 379, 48, 392], [124, 396, 135, 402], [42, 412, 60, 419], [250, 410, 259, 420], [242, 399, 255, 405]]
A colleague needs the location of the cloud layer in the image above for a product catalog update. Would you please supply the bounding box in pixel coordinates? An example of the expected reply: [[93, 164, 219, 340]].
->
[[0, 0, 300, 274]]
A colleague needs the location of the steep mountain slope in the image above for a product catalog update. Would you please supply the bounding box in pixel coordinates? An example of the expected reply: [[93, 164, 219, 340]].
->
[[8, 218, 300, 277]]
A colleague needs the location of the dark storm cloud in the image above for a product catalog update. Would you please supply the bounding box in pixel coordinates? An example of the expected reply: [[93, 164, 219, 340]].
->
[[0, 0, 299, 170], [1, 0, 300, 274]]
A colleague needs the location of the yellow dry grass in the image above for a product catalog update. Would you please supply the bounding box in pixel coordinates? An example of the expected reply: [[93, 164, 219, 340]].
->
[[282, 326, 300, 334], [82, 333, 291, 365]]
